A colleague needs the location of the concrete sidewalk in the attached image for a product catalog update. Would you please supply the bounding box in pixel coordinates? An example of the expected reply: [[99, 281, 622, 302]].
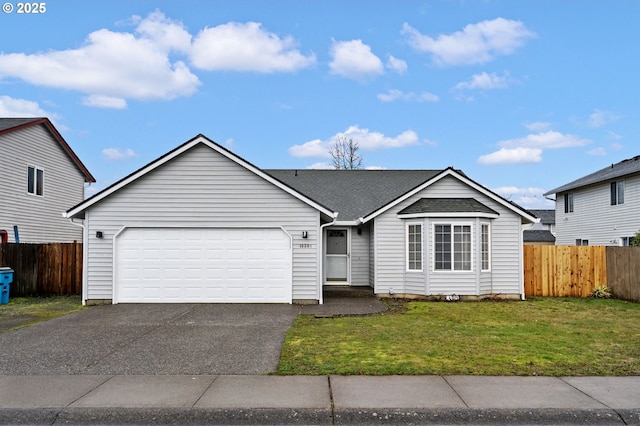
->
[[1, 375, 639, 425]]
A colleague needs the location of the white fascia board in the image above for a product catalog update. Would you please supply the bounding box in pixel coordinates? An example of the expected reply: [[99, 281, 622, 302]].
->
[[65, 136, 336, 219], [397, 212, 500, 219]]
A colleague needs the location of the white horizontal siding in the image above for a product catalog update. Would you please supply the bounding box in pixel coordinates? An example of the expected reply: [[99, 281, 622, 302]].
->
[[374, 175, 523, 297], [555, 175, 640, 245], [85, 143, 320, 302], [350, 225, 370, 286], [0, 125, 85, 242]]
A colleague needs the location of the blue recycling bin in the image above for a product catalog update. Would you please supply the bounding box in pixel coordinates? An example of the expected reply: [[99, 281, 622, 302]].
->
[[0, 267, 13, 305]]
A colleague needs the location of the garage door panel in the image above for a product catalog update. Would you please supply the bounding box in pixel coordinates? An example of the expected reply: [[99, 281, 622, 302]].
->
[[115, 228, 292, 303]]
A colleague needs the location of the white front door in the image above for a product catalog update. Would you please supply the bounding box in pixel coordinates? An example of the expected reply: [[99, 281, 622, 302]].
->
[[326, 229, 348, 283]]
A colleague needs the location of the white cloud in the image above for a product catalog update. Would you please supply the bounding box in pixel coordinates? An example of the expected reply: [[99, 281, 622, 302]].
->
[[0, 11, 200, 108], [0, 95, 53, 117], [289, 125, 420, 158], [498, 131, 590, 150], [83, 95, 127, 109], [329, 39, 384, 80], [524, 121, 552, 132], [588, 147, 607, 156], [102, 148, 138, 160], [191, 22, 316, 72], [610, 142, 623, 151], [477, 147, 543, 165], [587, 109, 620, 128], [402, 18, 535, 66], [365, 165, 387, 170], [377, 89, 439, 102], [306, 162, 333, 169], [478, 131, 591, 165], [386, 55, 407, 74], [454, 71, 512, 90], [493, 186, 554, 208]]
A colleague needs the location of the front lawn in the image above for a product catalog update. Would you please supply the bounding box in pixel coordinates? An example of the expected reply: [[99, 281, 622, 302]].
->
[[277, 297, 640, 376]]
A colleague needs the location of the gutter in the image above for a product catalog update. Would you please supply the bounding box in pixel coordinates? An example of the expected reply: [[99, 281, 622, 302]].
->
[[318, 212, 339, 305]]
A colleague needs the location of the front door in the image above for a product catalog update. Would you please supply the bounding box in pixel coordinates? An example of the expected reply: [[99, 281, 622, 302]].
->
[[326, 229, 348, 283]]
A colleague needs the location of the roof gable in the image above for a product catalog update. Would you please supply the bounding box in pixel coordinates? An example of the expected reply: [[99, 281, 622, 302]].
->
[[0, 117, 95, 183], [545, 155, 640, 195], [65, 134, 335, 219], [362, 168, 536, 224]]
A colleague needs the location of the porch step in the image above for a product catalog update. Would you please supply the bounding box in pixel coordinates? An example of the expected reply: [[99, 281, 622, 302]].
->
[[323, 286, 374, 298]]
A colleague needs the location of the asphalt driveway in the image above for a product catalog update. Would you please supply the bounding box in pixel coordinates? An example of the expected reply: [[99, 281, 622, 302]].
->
[[0, 304, 301, 375]]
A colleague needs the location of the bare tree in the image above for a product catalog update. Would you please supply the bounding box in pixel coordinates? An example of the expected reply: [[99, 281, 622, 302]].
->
[[329, 136, 363, 169]]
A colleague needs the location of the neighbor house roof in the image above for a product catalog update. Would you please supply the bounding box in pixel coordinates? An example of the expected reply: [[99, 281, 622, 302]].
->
[[523, 229, 556, 243], [529, 209, 555, 225], [0, 117, 95, 183], [544, 155, 640, 196]]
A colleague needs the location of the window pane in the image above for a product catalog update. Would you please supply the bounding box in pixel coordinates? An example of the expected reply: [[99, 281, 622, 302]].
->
[[407, 224, 422, 271], [481, 224, 490, 270], [618, 181, 624, 204], [36, 168, 44, 196], [611, 182, 617, 205], [27, 166, 35, 194]]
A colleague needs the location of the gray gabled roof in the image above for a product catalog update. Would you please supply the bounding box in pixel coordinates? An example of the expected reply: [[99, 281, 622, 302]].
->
[[398, 198, 499, 216], [544, 155, 640, 195], [523, 229, 556, 243], [0, 117, 42, 132], [265, 169, 442, 222], [529, 209, 555, 225]]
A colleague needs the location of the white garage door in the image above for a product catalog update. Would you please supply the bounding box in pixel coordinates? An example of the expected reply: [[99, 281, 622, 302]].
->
[[114, 228, 292, 303]]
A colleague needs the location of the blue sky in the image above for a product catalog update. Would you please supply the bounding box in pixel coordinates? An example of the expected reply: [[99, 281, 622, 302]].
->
[[1, 0, 638, 209]]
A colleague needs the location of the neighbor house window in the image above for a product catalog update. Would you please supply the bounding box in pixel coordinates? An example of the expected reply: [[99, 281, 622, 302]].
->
[[610, 181, 625, 205], [481, 224, 490, 271], [434, 224, 472, 271], [27, 165, 44, 196], [406, 223, 423, 271], [564, 192, 574, 213], [576, 239, 589, 246]]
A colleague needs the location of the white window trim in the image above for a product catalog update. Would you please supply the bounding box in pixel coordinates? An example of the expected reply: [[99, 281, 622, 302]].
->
[[406, 222, 423, 272], [27, 164, 45, 197], [432, 221, 474, 273], [481, 223, 491, 272]]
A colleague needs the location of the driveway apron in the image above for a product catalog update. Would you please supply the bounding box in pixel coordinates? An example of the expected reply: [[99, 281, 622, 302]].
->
[[0, 304, 301, 375]]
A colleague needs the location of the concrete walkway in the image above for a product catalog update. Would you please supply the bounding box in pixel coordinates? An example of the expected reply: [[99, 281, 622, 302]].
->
[[1, 374, 639, 424]]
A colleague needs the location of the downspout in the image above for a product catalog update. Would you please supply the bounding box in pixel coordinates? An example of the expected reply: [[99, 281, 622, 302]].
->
[[67, 216, 88, 306], [318, 212, 338, 305]]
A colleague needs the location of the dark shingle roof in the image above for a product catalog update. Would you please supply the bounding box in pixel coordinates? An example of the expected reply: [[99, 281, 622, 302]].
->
[[544, 156, 640, 195], [524, 229, 556, 243], [529, 209, 555, 225], [0, 117, 42, 132], [265, 169, 442, 221], [398, 198, 499, 216]]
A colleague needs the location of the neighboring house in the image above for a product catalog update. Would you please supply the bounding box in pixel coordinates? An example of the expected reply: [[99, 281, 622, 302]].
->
[[544, 155, 640, 246], [65, 135, 536, 305], [0, 118, 95, 243], [523, 209, 556, 245]]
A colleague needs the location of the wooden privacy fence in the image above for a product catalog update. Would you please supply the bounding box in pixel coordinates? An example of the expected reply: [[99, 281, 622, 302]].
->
[[524, 245, 640, 301], [606, 246, 640, 303], [0, 242, 82, 296]]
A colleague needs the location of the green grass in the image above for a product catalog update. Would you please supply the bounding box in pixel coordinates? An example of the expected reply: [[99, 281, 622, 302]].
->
[[277, 297, 640, 376], [0, 296, 84, 334]]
